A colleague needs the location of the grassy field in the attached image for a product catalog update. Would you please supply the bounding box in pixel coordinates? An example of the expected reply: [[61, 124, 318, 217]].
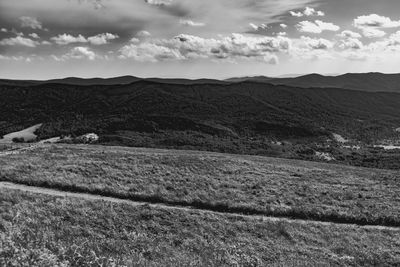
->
[[1, 188, 400, 266], [1, 144, 400, 226]]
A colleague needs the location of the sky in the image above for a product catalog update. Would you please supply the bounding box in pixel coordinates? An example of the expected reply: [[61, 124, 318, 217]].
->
[[1, 0, 400, 79]]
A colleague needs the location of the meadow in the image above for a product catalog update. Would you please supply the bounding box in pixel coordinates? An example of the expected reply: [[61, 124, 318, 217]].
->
[[1, 144, 400, 226], [1, 188, 399, 266]]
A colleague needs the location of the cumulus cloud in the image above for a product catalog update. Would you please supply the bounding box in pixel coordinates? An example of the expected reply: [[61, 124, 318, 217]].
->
[[180, 19, 205, 27], [136, 31, 152, 38], [290, 7, 325, 17], [19, 16, 43, 30], [339, 38, 363, 50], [65, 46, 97, 60], [144, 0, 173, 6], [0, 36, 39, 47], [367, 31, 400, 51], [280, 24, 288, 29], [296, 20, 340, 33], [301, 36, 333, 50], [28, 33, 40, 39], [1, 28, 7, 33], [87, 33, 119, 45], [51, 34, 87, 45], [354, 14, 400, 38], [119, 33, 290, 63], [248, 23, 269, 33], [339, 30, 362, 39], [51, 33, 118, 45], [354, 14, 400, 28], [120, 43, 183, 62], [361, 27, 386, 38]]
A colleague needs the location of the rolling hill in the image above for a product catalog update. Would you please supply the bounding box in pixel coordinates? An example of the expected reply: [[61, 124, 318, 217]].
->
[[1, 78, 400, 168]]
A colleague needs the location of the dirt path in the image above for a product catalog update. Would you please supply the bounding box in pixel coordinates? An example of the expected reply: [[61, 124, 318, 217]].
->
[[0, 143, 42, 156], [0, 181, 398, 231]]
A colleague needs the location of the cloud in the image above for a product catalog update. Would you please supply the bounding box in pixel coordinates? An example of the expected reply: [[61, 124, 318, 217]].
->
[[65, 46, 96, 60], [280, 24, 288, 29], [28, 33, 40, 39], [296, 20, 340, 33], [248, 23, 269, 34], [120, 33, 290, 63], [339, 30, 362, 39], [301, 36, 333, 50], [144, 0, 173, 6], [367, 31, 400, 51], [290, 7, 324, 17], [19, 16, 43, 30], [10, 29, 24, 36], [0, 36, 39, 47], [303, 7, 325, 17], [120, 43, 183, 62], [51, 33, 118, 45], [136, 31, 152, 38], [87, 33, 119, 45], [1, 28, 7, 33], [339, 38, 363, 50], [51, 34, 87, 45], [361, 28, 386, 38], [179, 19, 205, 27], [290, 11, 303, 17], [354, 14, 400, 28]]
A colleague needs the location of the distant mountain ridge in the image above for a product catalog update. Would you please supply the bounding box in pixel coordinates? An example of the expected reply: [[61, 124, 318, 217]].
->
[[2, 72, 400, 92], [0, 76, 227, 86], [226, 73, 400, 93]]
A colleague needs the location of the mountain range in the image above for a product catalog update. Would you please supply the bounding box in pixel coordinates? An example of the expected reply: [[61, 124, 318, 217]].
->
[[2, 72, 400, 92]]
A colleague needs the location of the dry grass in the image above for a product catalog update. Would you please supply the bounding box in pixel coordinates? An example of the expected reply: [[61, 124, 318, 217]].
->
[[1, 188, 400, 266], [1, 144, 400, 226]]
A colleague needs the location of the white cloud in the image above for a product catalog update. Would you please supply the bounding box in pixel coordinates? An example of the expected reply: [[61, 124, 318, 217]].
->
[[11, 28, 24, 36], [339, 30, 362, 39], [0, 28, 7, 33], [144, 0, 173, 6], [367, 31, 400, 51], [19, 16, 43, 30], [297, 20, 340, 33], [51, 34, 87, 45], [66, 47, 96, 60], [280, 24, 288, 29], [136, 31, 151, 38], [180, 19, 205, 27], [354, 14, 400, 28], [120, 43, 183, 62], [130, 37, 140, 43], [119, 33, 291, 63], [303, 7, 325, 17], [51, 33, 118, 45], [290, 7, 325, 17], [87, 33, 119, 45], [0, 36, 39, 47], [29, 33, 40, 39], [301, 36, 333, 50], [249, 23, 268, 32], [290, 11, 303, 17], [339, 38, 363, 50], [361, 27, 386, 38]]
